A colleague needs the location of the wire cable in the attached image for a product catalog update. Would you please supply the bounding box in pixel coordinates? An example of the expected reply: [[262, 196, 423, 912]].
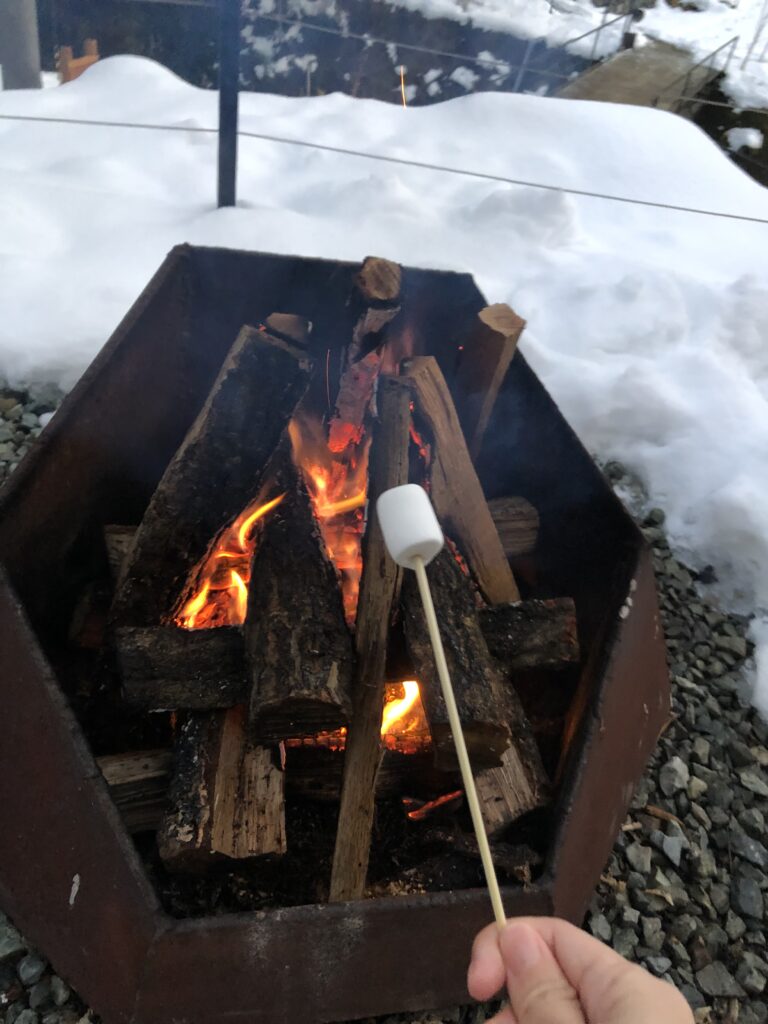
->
[[1, 110, 767, 225]]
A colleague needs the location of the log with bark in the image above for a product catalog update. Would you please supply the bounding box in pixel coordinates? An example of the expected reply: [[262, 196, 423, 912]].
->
[[112, 324, 313, 626], [246, 439, 356, 741], [329, 374, 412, 902], [115, 625, 247, 710], [451, 304, 526, 460], [480, 598, 579, 672], [401, 356, 520, 605], [328, 257, 402, 454], [402, 546, 548, 824], [157, 706, 285, 871]]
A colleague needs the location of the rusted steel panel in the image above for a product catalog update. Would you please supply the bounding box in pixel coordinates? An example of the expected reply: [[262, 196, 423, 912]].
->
[[135, 887, 553, 1024], [0, 569, 161, 1023], [549, 547, 670, 922]]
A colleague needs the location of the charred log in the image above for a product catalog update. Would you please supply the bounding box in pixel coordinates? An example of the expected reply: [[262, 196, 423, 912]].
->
[[113, 326, 312, 626], [115, 625, 246, 710], [246, 441, 356, 741], [480, 599, 579, 672]]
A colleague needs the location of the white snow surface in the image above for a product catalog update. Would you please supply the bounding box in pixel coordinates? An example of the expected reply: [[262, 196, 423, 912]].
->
[[381, 0, 768, 107], [727, 125, 765, 150], [1, 57, 768, 702]]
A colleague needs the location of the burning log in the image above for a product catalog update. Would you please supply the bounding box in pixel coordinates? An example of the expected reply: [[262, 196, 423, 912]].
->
[[113, 325, 312, 626], [452, 304, 526, 460], [329, 375, 412, 902], [246, 439, 356, 741], [488, 497, 540, 559], [97, 749, 172, 834], [103, 525, 137, 584], [402, 547, 542, 797], [475, 744, 550, 839], [157, 706, 285, 871], [286, 748, 444, 803], [115, 626, 246, 710], [480, 598, 580, 672], [328, 257, 401, 454], [401, 356, 520, 605]]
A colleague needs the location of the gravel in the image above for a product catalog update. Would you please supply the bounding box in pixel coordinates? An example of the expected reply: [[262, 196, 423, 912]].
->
[[1, 429, 766, 1024]]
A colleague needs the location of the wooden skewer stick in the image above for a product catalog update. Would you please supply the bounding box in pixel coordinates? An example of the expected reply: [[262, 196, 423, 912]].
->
[[377, 483, 506, 930]]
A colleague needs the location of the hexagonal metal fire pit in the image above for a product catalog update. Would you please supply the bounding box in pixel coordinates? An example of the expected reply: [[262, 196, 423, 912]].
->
[[0, 246, 669, 1024]]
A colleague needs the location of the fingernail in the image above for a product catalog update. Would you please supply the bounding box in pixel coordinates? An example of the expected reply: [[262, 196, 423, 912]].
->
[[502, 924, 542, 977]]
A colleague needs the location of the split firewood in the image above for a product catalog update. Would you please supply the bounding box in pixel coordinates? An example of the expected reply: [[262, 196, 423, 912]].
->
[[263, 312, 311, 348], [157, 706, 285, 871], [451, 304, 526, 460], [402, 547, 548, 826], [115, 625, 247, 710], [97, 749, 172, 834], [328, 257, 401, 453], [113, 324, 312, 626], [401, 356, 520, 605], [246, 438, 356, 741], [480, 598, 579, 672], [487, 497, 540, 559], [329, 375, 412, 902], [475, 742, 550, 839], [286, 748, 445, 803]]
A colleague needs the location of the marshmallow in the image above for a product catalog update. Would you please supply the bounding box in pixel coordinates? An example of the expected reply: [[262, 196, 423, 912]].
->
[[376, 484, 444, 569]]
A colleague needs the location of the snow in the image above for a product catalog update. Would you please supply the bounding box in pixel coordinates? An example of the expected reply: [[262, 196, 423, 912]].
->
[[1, 56, 768, 705], [378, 0, 768, 107], [727, 125, 765, 149]]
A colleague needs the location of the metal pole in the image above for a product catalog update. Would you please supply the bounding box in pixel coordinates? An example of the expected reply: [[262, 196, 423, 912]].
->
[[0, 0, 42, 90], [590, 6, 609, 64], [512, 38, 534, 93], [742, 0, 768, 68], [217, 0, 240, 208]]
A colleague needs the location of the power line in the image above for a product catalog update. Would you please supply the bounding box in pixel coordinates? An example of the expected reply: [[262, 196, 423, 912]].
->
[[1, 110, 767, 225]]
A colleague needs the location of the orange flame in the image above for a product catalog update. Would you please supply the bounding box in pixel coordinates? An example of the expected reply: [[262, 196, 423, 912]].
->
[[175, 493, 285, 629], [284, 680, 431, 754], [288, 414, 369, 625]]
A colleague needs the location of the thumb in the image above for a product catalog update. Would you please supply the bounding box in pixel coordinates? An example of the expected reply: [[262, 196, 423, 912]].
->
[[500, 923, 586, 1024]]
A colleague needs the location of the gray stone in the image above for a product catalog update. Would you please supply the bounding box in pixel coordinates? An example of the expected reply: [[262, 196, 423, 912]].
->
[[740, 769, 768, 798], [16, 958, 46, 989], [725, 910, 746, 941], [48, 980, 69, 1010], [644, 955, 672, 976], [589, 913, 612, 942], [695, 961, 746, 997], [13, 1014, 39, 1024], [692, 737, 711, 764], [732, 876, 765, 919], [27, 981, 51, 1012], [679, 983, 707, 1010], [715, 635, 748, 658], [0, 917, 25, 964], [625, 842, 653, 875], [612, 929, 639, 958], [670, 914, 699, 944], [688, 777, 708, 800], [662, 835, 685, 867], [659, 757, 690, 796], [740, 806, 766, 840], [737, 961, 767, 995], [730, 828, 768, 869]]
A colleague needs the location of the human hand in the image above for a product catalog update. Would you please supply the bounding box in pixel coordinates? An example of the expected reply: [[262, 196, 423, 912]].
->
[[468, 916, 694, 1024]]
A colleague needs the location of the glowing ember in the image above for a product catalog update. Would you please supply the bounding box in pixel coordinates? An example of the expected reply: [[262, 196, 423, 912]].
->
[[288, 414, 370, 625], [284, 680, 431, 754], [175, 492, 285, 629]]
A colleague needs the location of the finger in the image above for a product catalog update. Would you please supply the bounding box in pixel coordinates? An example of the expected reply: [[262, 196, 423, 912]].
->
[[501, 923, 585, 1024], [468, 924, 507, 1001]]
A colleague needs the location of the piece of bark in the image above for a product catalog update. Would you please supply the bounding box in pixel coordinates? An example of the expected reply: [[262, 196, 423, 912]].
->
[[103, 525, 137, 584], [157, 706, 285, 871], [97, 749, 172, 834], [487, 497, 539, 558], [402, 547, 547, 826], [480, 599, 579, 672], [452, 304, 525, 460], [115, 625, 246, 710], [328, 258, 402, 453], [402, 356, 520, 605], [113, 325, 312, 626], [329, 375, 412, 902], [246, 440, 356, 741]]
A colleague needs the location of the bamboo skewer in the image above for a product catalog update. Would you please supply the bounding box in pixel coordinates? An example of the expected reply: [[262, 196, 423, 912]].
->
[[377, 483, 506, 930]]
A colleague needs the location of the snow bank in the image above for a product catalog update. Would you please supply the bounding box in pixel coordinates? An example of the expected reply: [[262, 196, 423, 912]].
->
[[1, 56, 768, 704], [727, 125, 765, 151]]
